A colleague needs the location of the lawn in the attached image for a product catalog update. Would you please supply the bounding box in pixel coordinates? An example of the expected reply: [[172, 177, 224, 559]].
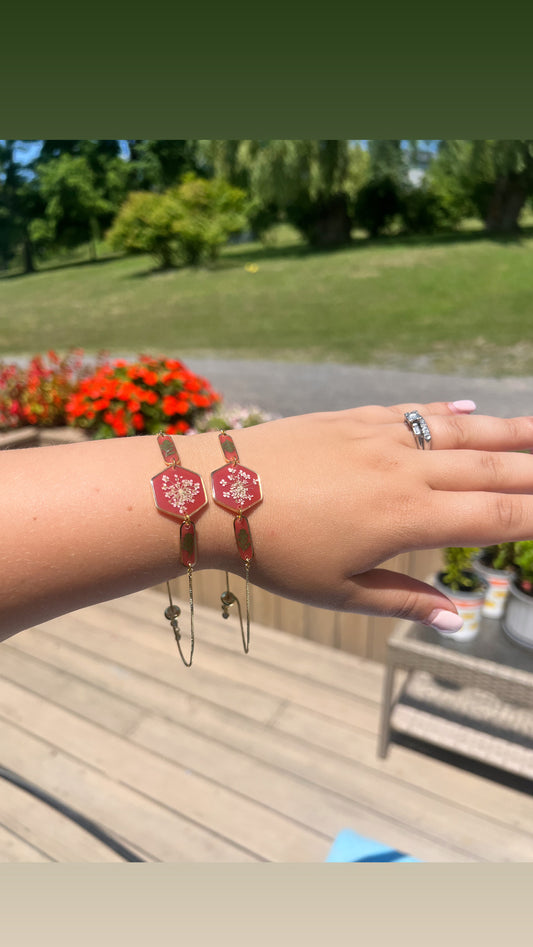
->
[[1, 226, 533, 375]]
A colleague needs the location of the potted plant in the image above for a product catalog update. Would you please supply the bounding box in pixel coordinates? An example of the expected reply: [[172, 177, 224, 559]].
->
[[474, 543, 515, 619], [502, 540, 533, 649], [434, 546, 487, 642]]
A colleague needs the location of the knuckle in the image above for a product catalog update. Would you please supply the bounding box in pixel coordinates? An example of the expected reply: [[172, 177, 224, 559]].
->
[[445, 415, 470, 448], [505, 417, 528, 442], [394, 589, 422, 622], [480, 451, 506, 486], [494, 494, 526, 534]]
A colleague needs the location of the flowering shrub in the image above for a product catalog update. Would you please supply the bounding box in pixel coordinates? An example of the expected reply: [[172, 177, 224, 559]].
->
[[0, 350, 86, 430], [65, 355, 221, 438], [0, 351, 271, 442], [21, 350, 87, 427]]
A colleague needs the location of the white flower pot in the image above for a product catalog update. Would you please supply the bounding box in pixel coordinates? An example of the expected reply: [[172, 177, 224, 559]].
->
[[473, 558, 512, 619], [502, 579, 533, 650], [434, 572, 487, 642]]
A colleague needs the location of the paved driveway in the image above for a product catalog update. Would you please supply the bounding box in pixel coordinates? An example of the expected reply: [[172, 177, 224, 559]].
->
[[185, 357, 533, 419]]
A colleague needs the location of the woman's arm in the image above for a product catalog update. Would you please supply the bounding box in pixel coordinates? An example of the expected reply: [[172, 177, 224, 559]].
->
[[2, 401, 533, 641]]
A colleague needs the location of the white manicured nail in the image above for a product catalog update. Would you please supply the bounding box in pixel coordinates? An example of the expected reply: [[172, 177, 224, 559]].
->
[[449, 400, 476, 414], [425, 610, 464, 633]]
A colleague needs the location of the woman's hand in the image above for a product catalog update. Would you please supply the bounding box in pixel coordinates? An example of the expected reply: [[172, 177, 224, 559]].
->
[[213, 401, 533, 632]]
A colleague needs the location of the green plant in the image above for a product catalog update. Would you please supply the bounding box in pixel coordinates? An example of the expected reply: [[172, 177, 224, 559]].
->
[[173, 174, 249, 265], [441, 546, 481, 592], [354, 176, 404, 237], [106, 190, 183, 270], [479, 542, 515, 572], [401, 184, 465, 235], [107, 174, 248, 269], [511, 541, 533, 594]]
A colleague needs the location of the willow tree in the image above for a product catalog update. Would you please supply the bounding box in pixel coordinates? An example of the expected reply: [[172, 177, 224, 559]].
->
[[431, 140, 533, 234], [469, 140, 533, 233], [206, 140, 368, 248]]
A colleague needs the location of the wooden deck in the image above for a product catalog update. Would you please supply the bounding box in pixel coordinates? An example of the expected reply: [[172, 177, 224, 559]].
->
[[0, 588, 532, 862]]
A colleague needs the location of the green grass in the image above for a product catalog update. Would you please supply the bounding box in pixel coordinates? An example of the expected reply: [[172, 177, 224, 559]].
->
[[2, 224, 533, 375]]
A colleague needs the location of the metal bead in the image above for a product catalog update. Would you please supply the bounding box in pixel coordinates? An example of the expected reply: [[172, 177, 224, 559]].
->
[[164, 604, 181, 621]]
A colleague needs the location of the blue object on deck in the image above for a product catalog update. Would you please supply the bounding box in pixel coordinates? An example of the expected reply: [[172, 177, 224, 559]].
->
[[326, 829, 421, 863]]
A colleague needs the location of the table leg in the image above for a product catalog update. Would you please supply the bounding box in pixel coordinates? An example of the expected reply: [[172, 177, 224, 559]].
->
[[377, 660, 396, 758]]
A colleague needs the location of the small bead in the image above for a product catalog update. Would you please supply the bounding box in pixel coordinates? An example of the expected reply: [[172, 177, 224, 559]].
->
[[164, 605, 181, 620]]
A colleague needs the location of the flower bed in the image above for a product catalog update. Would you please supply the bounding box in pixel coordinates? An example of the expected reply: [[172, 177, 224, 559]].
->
[[0, 349, 274, 442], [65, 355, 221, 438]]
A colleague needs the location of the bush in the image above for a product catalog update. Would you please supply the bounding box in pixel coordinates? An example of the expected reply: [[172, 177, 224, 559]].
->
[[106, 191, 179, 269], [354, 176, 404, 237], [401, 184, 463, 234], [107, 174, 249, 269], [65, 355, 221, 438], [0, 350, 86, 430]]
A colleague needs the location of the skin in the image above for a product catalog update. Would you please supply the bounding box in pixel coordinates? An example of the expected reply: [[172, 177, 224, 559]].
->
[[2, 399, 533, 642]]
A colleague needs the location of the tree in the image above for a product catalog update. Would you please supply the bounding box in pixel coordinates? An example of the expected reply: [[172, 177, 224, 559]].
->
[[424, 140, 533, 234], [353, 141, 408, 237], [0, 140, 43, 273], [367, 140, 408, 183], [32, 151, 128, 259], [230, 140, 362, 248], [124, 140, 201, 192], [468, 140, 533, 233], [107, 174, 248, 269]]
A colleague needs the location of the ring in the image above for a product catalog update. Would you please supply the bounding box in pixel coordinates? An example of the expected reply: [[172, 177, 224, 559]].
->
[[404, 410, 432, 449]]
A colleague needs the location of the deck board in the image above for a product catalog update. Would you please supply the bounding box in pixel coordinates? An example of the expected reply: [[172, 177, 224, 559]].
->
[[0, 588, 532, 862]]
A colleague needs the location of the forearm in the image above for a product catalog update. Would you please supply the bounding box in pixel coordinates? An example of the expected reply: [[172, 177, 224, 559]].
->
[[0, 431, 237, 640]]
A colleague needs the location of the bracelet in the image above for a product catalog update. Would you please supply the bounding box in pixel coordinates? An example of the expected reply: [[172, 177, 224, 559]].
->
[[211, 430, 262, 652], [151, 431, 208, 666]]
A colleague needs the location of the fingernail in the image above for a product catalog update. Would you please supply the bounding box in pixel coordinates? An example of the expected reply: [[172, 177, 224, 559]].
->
[[424, 609, 464, 633], [449, 400, 477, 414]]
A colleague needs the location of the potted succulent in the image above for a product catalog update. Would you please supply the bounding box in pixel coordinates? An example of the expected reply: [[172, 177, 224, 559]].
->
[[502, 540, 533, 649], [434, 546, 487, 642], [474, 543, 515, 619]]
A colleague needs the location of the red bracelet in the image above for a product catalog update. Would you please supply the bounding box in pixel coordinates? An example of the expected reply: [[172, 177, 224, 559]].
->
[[211, 431, 263, 652], [151, 432, 208, 666]]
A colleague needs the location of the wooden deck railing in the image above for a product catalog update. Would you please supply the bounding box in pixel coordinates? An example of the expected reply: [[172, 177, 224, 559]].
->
[[167, 548, 443, 664]]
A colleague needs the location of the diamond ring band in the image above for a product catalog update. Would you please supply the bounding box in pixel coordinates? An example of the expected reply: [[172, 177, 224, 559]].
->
[[404, 410, 432, 450]]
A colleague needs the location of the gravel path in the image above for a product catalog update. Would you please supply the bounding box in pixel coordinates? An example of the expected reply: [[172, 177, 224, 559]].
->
[[184, 357, 533, 419]]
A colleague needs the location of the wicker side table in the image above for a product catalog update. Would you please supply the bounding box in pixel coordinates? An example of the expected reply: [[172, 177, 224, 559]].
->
[[378, 617, 533, 779]]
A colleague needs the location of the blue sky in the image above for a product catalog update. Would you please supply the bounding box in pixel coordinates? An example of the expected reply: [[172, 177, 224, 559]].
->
[[11, 140, 130, 166]]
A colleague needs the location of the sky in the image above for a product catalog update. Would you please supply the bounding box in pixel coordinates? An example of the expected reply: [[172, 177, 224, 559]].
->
[[11, 140, 131, 166]]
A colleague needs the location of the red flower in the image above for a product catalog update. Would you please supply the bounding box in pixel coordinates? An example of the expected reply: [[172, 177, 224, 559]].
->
[[162, 395, 182, 416], [191, 393, 211, 408], [61, 354, 218, 439]]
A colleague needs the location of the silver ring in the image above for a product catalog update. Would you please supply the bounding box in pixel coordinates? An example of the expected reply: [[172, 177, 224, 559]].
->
[[404, 410, 432, 449]]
